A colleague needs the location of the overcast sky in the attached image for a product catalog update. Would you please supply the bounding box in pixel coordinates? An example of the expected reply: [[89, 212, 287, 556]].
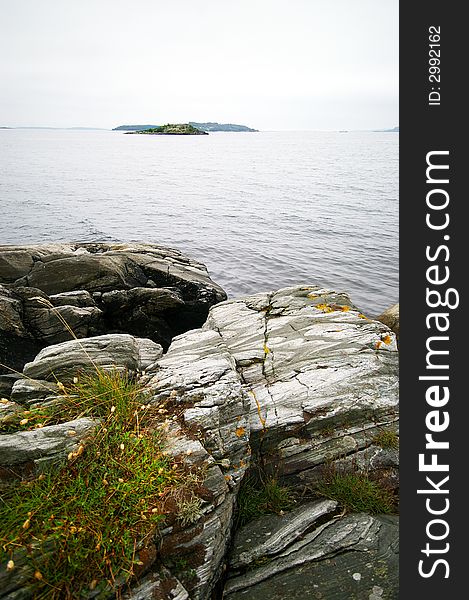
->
[[0, 0, 398, 130]]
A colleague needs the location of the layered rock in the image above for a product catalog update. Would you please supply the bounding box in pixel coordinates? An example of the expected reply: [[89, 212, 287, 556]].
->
[[0, 243, 226, 373], [225, 511, 399, 599], [148, 286, 399, 488], [0, 285, 399, 599]]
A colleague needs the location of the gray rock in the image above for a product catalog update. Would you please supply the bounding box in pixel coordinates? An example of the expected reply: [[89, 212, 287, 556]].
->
[[0, 374, 20, 398], [25, 300, 103, 345], [0, 418, 97, 473], [224, 514, 398, 599], [10, 379, 60, 406], [224, 513, 398, 598], [158, 424, 235, 599], [377, 303, 399, 339], [148, 286, 398, 485], [49, 290, 96, 308], [0, 250, 34, 283], [0, 243, 227, 364], [122, 569, 189, 600], [0, 284, 399, 600], [23, 334, 163, 382], [229, 499, 338, 569], [0, 286, 27, 338]]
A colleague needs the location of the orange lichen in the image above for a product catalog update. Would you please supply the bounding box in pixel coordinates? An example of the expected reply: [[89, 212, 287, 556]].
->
[[235, 426, 246, 438], [315, 303, 335, 313], [383, 335, 392, 345], [376, 341, 382, 349], [341, 305, 350, 312]]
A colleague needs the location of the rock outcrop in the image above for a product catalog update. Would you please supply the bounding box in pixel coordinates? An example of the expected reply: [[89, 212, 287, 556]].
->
[[0, 243, 227, 373], [148, 286, 399, 489], [225, 510, 399, 599], [0, 284, 399, 599]]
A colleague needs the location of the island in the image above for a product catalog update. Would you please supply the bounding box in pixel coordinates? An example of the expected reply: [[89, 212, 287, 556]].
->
[[189, 122, 258, 132], [125, 123, 208, 135], [114, 122, 258, 133]]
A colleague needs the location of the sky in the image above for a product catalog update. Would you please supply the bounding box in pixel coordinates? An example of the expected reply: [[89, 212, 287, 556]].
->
[[0, 0, 398, 130]]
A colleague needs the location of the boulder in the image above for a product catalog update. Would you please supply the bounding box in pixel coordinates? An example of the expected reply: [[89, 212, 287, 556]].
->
[[10, 379, 60, 406], [0, 243, 227, 370], [224, 512, 399, 599], [0, 418, 97, 482], [23, 334, 163, 382], [377, 303, 399, 339]]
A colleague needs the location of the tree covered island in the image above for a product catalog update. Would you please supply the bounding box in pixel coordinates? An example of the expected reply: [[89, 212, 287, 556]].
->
[[127, 123, 208, 135]]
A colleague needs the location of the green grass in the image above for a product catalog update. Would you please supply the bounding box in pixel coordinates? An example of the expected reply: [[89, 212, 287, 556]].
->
[[0, 370, 196, 599], [316, 470, 395, 514], [372, 429, 399, 450], [236, 474, 294, 527]]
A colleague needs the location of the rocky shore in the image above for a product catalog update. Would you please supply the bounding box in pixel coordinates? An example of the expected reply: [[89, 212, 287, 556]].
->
[[0, 243, 399, 599]]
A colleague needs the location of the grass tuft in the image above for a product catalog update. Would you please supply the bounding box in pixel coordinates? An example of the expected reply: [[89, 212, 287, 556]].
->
[[372, 429, 399, 450], [0, 369, 197, 599], [236, 474, 294, 527], [316, 469, 395, 514]]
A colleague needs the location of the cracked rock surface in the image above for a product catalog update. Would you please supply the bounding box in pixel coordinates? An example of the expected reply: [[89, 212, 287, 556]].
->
[[0, 284, 399, 599], [0, 243, 227, 372], [148, 285, 399, 487], [224, 513, 398, 600]]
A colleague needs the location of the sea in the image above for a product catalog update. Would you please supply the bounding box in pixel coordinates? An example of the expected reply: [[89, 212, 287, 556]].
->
[[0, 129, 398, 315]]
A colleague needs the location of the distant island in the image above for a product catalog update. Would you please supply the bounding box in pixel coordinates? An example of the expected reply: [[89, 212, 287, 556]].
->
[[126, 123, 208, 135], [189, 122, 258, 132], [114, 121, 258, 133], [374, 126, 399, 132]]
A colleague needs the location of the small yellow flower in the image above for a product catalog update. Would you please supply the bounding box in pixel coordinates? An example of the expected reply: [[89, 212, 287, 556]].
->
[[34, 571, 43, 580], [118, 478, 124, 483], [120, 443, 125, 451], [57, 382, 66, 392], [22, 519, 30, 530], [20, 418, 28, 426], [73, 377, 78, 384], [6, 560, 15, 571], [110, 406, 116, 413]]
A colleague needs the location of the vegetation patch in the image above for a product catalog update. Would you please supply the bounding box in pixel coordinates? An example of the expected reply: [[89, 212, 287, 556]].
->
[[372, 428, 399, 450], [135, 123, 206, 135], [0, 370, 199, 599], [316, 469, 395, 514], [236, 473, 295, 527]]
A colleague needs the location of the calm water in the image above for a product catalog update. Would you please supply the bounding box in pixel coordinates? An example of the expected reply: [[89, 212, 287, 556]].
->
[[0, 129, 398, 315]]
